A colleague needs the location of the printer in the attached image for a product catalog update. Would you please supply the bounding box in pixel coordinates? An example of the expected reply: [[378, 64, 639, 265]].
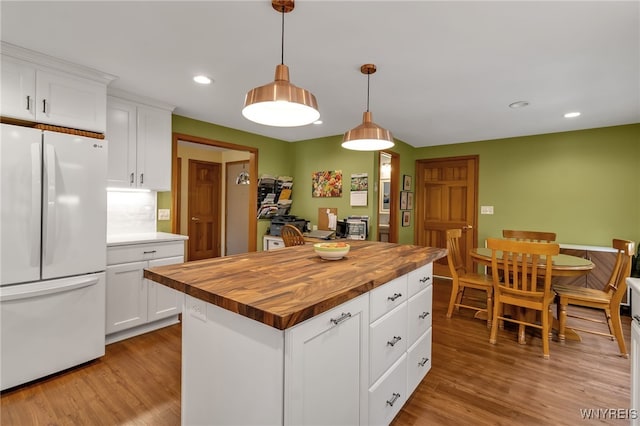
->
[[269, 215, 308, 236]]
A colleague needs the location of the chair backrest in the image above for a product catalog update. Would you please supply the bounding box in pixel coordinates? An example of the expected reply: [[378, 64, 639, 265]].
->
[[605, 239, 635, 303], [445, 229, 465, 278], [502, 230, 557, 243], [487, 238, 560, 297], [281, 224, 306, 247]]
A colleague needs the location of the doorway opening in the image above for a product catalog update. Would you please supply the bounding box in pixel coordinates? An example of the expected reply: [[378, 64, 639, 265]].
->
[[170, 133, 258, 260], [378, 151, 399, 243]]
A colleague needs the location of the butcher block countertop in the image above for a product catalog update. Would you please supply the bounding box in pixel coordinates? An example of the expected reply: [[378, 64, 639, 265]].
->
[[144, 241, 447, 330]]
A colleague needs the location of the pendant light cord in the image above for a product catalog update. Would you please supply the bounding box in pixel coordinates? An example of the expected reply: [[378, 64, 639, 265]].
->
[[280, 6, 285, 65], [366, 72, 371, 112]]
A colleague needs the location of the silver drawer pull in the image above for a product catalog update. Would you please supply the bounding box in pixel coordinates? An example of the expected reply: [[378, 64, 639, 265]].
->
[[143, 250, 157, 254], [387, 336, 402, 347], [386, 393, 401, 407], [419, 276, 430, 283], [387, 293, 402, 301], [418, 311, 430, 319], [330, 312, 351, 325], [418, 357, 429, 367]]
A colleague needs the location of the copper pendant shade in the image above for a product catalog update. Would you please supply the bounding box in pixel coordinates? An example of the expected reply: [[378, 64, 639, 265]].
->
[[242, 0, 320, 127], [342, 64, 394, 151]]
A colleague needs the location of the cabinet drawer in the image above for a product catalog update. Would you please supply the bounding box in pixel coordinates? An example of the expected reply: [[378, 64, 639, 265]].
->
[[407, 263, 432, 298], [368, 353, 407, 426], [107, 241, 185, 265], [370, 276, 407, 322], [370, 303, 407, 385], [264, 237, 285, 251], [407, 286, 433, 346], [407, 328, 432, 396]]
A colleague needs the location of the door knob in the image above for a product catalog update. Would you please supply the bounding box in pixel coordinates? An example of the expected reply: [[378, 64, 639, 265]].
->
[[191, 217, 200, 221], [462, 225, 473, 230]]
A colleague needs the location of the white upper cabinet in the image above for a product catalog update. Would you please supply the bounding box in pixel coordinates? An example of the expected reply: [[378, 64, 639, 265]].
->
[[1, 43, 114, 133], [106, 91, 174, 191]]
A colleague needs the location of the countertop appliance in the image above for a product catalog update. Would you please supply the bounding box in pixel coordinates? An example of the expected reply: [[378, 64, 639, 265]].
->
[[1, 124, 107, 391], [269, 215, 308, 237], [629, 277, 640, 426]]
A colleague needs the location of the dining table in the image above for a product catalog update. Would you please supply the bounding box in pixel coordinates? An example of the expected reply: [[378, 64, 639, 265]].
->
[[469, 247, 595, 342]]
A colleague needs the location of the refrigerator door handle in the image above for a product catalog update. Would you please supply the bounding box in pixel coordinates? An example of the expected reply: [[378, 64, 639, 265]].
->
[[43, 144, 57, 265], [30, 143, 42, 267], [0, 275, 99, 302]]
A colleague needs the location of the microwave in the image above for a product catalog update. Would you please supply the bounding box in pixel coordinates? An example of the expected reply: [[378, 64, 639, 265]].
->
[[345, 220, 367, 240]]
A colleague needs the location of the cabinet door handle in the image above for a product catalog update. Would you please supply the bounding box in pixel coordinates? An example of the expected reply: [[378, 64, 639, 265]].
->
[[386, 393, 401, 407], [130, 173, 135, 184], [26, 95, 31, 110], [418, 357, 429, 367], [140, 173, 144, 184], [387, 336, 402, 347], [42, 99, 47, 114], [330, 312, 351, 325], [419, 276, 430, 283], [419, 311, 429, 319], [387, 293, 402, 301], [143, 250, 157, 254]]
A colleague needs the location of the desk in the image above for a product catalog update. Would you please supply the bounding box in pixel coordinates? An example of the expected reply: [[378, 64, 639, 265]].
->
[[470, 247, 595, 342]]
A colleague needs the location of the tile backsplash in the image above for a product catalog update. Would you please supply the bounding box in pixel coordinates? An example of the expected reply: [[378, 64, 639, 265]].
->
[[107, 191, 157, 235]]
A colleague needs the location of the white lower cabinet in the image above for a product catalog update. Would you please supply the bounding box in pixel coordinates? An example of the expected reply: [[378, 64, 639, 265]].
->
[[180, 262, 434, 426], [285, 294, 369, 426], [106, 240, 184, 344]]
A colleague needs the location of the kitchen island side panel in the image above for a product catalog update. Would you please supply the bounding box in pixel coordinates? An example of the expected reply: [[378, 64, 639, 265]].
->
[[182, 295, 284, 426]]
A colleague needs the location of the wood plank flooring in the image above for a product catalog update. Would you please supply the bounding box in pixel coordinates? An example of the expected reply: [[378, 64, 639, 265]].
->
[[1, 278, 632, 425]]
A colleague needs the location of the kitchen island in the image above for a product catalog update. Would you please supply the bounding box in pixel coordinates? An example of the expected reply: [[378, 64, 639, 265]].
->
[[144, 241, 446, 425]]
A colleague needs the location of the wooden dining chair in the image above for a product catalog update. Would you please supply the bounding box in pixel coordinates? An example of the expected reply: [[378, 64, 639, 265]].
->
[[503, 230, 557, 243], [446, 229, 493, 327], [553, 239, 635, 358], [487, 238, 560, 359], [280, 224, 306, 247]]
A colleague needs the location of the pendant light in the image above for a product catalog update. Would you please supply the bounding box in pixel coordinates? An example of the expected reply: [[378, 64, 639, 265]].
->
[[242, 0, 319, 127], [342, 64, 394, 151], [236, 163, 250, 185]]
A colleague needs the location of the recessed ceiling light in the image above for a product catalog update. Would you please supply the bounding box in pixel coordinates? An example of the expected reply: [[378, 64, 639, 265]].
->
[[509, 101, 530, 109], [313, 120, 323, 125], [193, 75, 212, 85], [564, 112, 581, 118]]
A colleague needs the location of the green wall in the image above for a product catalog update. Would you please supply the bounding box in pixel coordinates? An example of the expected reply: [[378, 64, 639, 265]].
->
[[169, 115, 639, 251], [414, 123, 640, 247]]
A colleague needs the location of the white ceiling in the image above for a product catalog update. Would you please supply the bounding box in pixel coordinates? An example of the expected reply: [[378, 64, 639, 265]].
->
[[2, 1, 638, 148]]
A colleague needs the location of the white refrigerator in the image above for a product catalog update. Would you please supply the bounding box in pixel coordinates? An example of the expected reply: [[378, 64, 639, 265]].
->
[[1, 123, 107, 390]]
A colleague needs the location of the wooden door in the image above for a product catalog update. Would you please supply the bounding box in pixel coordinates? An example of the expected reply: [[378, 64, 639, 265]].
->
[[415, 156, 478, 277], [188, 160, 221, 261]]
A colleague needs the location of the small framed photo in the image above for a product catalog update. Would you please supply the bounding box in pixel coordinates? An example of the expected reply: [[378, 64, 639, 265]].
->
[[402, 210, 411, 227], [402, 175, 412, 191], [406, 192, 413, 210], [400, 191, 408, 210]]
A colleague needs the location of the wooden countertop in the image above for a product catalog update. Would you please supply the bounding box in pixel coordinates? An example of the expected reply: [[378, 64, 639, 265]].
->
[[144, 241, 446, 330]]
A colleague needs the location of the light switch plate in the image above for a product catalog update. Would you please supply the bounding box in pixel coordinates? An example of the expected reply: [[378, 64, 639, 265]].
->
[[158, 208, 170, 220], [481, 206, 494, 215]]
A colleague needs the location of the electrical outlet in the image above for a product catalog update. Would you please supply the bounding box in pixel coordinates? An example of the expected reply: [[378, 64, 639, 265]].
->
[[190, 299, 207, 322], [158, 209, 170, 220], [481, 206, 494, 215]]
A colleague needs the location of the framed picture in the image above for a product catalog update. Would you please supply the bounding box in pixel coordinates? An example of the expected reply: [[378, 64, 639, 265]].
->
[[403, 175, 412, 191], [400, 191, 408, 210], [402, 210, 411, 227], [406, 192, 413, 210], [312, 170, 343, 198]]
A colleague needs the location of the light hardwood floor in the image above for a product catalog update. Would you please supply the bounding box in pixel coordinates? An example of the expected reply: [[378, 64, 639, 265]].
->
[[1, 278, 632, 425]]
